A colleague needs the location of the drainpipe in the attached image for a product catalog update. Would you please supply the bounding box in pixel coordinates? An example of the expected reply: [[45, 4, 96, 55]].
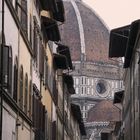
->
[[0, 0, 5, 139]]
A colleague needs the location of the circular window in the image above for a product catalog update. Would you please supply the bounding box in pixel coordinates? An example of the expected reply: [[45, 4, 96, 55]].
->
[[96, 81, 106, 94]]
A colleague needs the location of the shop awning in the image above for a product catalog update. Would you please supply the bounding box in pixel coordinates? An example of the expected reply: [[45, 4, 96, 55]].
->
[[53, 53, 68, 69], [124, 20, 140, 68], [109, 25, 130, 58], [113, 90, 124, 104], [41, 16, 61, 41], [57, 44, 73, 69]]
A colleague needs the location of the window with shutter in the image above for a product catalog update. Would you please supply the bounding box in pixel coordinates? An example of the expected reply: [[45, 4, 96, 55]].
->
[[33, 20, 38, 60], [39, 44, 44, 76], [28, 80, 32, 118], [19, 66, 24, 110], [44, 57, 48, 87], [13, 57, 18, 102], [21, 0, 28, 34], [0, 44, 12, 93], [24, 74, 28, 114], [32, 87, 45, 140], [8, 46, 12, 93], [32, 94, 35, 126], [16, 0, 28, 34], [45, 111, 48, 139], [42, 106, 46, 132], [30, 15, 32, 47], [52, 121, 56, 140], [1, 45, 9, 87]]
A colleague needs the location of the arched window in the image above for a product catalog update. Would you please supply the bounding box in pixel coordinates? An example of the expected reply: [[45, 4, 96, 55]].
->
[[13, 57, 18, 102], [19, 66, 23, 109], [24, 74, 28, 114]]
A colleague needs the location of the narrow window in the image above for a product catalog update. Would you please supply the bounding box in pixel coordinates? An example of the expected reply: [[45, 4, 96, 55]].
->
[[30, 14, 32, 47], [19, 66, 23, 109], [13, 57, 18, 102], [33, 20, 38, 60], [44, 57, 48, 87], [16, 0, 28, 34], [21, 0, 28, 34], [39, 41, 44, 76], [0, 43, 12, 93], [81, 77, 83, 85], [24, 74, 28, 114], [28, 80, 32, 117], [8, 46, 12, 93], [81, 87, 83, 94]]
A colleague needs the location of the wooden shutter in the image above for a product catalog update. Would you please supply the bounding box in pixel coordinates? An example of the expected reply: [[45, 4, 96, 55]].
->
[[8, 47, 12, 93], [45, 111, 48, 139], [13, 64, 18, 101], [45, 58, 48, 86], [39, 44, 44, 76], [21, 0, 28, 34], [30, 15, 32, 46], [33, 23, 38, 59], [28, 80, 32, 118], [36, 99, 39, 128], [19, 66, 23, 110], [42, 105, 45, 132], [0, 45, 9, 88], [24, 74, 28, 114], [32, 94, 36, 127], [52, 121, 56, 140]]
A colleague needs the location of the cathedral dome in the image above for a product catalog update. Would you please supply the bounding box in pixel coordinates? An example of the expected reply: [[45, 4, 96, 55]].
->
[[59, 0, 116, 64]]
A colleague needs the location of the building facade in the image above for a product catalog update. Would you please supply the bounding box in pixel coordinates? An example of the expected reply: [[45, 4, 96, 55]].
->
[[109, 20, 140, 140], [0, 0, 86, 140]]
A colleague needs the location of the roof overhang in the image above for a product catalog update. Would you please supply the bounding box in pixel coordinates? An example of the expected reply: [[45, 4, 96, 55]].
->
[[109, 19, 140, 68], [53, 0, 65, 22], [109, 25, 130, 58], [124, 20, 140, 68], [64, 75, 74, 86], [57, 43, 73, 69], [53, 53, 68, 69], [40, 0, 49, 11], [113, 90, 124, 104], [71, 103, 86, 135], [63, 75, 75, 94], [41, 16, 61, 41]]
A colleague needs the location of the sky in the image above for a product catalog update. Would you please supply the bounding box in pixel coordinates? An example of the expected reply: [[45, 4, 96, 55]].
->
[[83, 0, 140, 30]]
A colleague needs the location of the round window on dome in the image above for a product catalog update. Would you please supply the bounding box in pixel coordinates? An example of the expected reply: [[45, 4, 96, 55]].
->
[[96, 81, 106, 94]]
